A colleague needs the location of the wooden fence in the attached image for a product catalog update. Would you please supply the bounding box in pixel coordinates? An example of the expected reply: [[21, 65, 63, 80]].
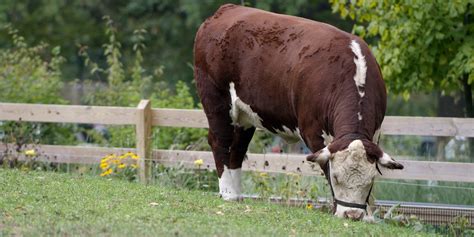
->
[[1, 100, 474, 184]]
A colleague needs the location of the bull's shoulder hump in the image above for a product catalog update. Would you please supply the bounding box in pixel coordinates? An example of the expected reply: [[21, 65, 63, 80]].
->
[[205, 4, 253, 24], [208, 6, 350, 37], [216, 3, 239, 12]]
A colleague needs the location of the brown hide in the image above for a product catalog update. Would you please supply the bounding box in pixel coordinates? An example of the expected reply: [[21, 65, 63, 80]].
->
[[194, 4, 387, 172]]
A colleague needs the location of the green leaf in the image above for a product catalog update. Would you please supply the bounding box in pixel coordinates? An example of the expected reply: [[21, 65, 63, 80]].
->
[[51, 46, 61, 55], [402, 90, 410, 101]]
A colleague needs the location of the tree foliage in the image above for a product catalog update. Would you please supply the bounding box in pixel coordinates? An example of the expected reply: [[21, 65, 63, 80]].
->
[[330, 0, 474, 100], [78, 17, 207, 149], [0, 26, 65, 104], [0, 0, 234, 86], [0, 0, 351, 89]]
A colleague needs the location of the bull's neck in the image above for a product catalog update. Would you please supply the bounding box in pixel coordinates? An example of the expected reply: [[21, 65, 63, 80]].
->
[[329, 98, 372, 142]]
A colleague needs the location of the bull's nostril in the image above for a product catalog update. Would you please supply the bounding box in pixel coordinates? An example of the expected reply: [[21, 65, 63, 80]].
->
[[344, 210, 364, 221]]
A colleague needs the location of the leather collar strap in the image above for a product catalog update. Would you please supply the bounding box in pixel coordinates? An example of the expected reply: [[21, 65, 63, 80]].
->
[[334, 198, 367, 210], [325, 162, 374, 211]]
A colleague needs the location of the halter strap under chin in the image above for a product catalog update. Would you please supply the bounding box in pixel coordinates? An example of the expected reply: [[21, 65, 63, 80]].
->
[[325, 162, 378, 211]]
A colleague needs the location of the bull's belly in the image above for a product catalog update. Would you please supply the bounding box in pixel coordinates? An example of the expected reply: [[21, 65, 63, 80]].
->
[[229, 82, 302, 144]]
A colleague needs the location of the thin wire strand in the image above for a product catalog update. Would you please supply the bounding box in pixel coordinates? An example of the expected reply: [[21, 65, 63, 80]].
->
[[376, 180, 474, 191]]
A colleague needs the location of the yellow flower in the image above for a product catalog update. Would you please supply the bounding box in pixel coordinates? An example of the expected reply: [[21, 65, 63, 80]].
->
[[118, 163, 126, 169], [100, 168, 113, 177], [131, 164, 138, 169], [306, 203, 313, 210], [100, 162, 109, 170], [103, 154, 114, 161], [194, 159, 204, 166], [24, 149, 36, 156], [131, 153, 139, 160], [259, 172, 268, 177]]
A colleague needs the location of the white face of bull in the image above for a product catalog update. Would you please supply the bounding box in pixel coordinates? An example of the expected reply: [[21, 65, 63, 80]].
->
[[307, 139, 404, 221], [329, 140, 377, 220]]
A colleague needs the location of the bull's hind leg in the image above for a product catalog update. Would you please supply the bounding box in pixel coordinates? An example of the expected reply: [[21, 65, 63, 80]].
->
[[225, 126, 255, 199], [197, 81, 238, 200], [230, 126, 255, 170], [209, 126, 255, 201], [198, 81, 255, 200]]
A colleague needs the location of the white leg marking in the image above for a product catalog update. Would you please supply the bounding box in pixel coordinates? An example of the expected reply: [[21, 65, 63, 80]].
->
[[219, 166, 242, 201], [349, 40, 367, 98]]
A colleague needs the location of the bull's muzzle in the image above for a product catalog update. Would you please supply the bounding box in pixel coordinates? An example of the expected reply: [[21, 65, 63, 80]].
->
[[343, 209, 365, 221]]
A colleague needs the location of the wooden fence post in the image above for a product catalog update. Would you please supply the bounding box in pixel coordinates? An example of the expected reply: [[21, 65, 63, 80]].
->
[[136, 100, 152, 184]]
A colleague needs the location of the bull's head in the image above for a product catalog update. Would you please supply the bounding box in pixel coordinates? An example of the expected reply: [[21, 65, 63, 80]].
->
[[307, 139, 403, 221]]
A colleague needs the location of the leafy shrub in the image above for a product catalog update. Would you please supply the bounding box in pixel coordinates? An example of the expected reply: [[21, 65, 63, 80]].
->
[[0, 26, 65, 104], [0, 26, 76, 146], [80, 16, 207, 150], [0, 122, 59, 171]]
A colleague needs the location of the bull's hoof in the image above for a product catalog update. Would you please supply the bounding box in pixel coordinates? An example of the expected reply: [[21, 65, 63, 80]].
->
[[220, 193, 243, 202]]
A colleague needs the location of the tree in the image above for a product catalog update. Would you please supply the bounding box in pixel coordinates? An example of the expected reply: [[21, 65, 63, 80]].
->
[[330, 0, 474, 159], [330, 0, 473, 116], [0, 0, 231, 86], [0, 0, 351, 95]]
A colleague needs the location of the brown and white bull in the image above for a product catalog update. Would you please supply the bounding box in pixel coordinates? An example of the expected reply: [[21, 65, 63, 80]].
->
[[194, 4, 404, 220]]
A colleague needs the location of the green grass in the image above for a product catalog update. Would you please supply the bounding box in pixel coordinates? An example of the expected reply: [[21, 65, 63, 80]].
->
[[0, 169, 434, 236]]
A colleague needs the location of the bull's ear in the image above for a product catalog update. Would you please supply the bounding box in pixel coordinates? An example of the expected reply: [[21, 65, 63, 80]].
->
[[362, 140, 404, 169], [378, 153, 404, 169], [306, 147, 331, 166]]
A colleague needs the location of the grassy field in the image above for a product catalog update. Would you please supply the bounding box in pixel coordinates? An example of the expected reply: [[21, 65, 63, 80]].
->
[[0, 169, 434, 236]]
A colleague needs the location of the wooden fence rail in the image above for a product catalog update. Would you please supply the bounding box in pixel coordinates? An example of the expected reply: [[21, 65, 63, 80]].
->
[[3, 102, 474, 137], [1, 101, 474, 183]]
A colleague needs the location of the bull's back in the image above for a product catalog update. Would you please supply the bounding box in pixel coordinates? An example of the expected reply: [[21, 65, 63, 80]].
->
[[194, 4, 385, 142], [194, 4, 353, 85], [195, 4, 354, 106]]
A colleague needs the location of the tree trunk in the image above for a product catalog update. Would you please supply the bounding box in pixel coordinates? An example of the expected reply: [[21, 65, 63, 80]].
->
[[436, 93, 464, 161], [463, 74, 473, 117], [461, 73, 474, 160], [464, 3, 474, 161]]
